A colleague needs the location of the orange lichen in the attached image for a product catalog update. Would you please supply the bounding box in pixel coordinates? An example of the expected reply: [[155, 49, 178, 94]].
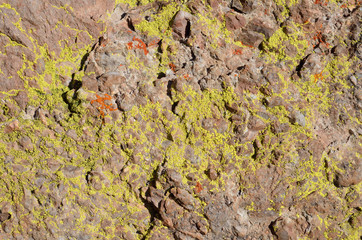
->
[[313, 71, 324, 82], [169, 62, 176, 72], [239, 41, 254, 48], [126, 37, 150, 55], [233, 49, 243, 55], [195, 182, 203, 193], [90, 93, 117, 124], [312, 23, 329, 49], [313, 32, 329, 48], [127, 42, 133, 50], [314, 0, 328, 5], [132, 36, 149, 55]]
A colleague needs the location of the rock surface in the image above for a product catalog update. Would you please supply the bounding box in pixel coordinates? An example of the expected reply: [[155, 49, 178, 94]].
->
[[0, 0, 361, 239]]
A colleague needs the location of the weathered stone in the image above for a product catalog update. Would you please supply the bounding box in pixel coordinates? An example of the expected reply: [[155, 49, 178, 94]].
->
[[334, 162, 362, 187], [18, 136, 33, 151], [231, 0, 255, 13], [247, 18, 276, 39], [0, 213, 11, 222], [225, 12, 246, 31], [236, 30, 265, 48], [207, 165, 218, 180], [248, 115, 267, 131], [270, 217, 298, 240], [62, 165, 84, 179], [172, 10, 193, 40], [290, 110, 306, 127], [0, 0, 360, 239], [13, 91, 29, 109], [170, 187, 196, 211]]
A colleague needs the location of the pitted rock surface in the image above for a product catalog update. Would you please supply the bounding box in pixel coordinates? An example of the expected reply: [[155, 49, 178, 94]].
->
[[0, 0, 361, 239]]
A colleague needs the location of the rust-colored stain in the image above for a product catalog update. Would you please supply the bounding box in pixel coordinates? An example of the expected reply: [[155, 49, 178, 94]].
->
[[195, 182, 203, 193], [233, 49, 243, 55], [169, 62, 176, 72], [91, 94, 117, 124]]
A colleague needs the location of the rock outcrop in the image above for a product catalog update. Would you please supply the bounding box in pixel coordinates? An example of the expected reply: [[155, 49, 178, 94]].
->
[[0, 0, 361, 239]]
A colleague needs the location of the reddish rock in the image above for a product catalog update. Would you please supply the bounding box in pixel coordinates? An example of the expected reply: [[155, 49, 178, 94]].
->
[[247, 18, 276, 39], [170, 187, 196, 211], [13, 91, 29, 109], [248, 115, 267, 131], [231, 0, 255, 13], [225, 12, 246, 31], [18, 136, 33, 151], [270, 217, 298, 240], [334, 160, 362, 187], [207, 165, 218, 180], [172, 10, 193, 40], [0, 0, 360, 239], [3, 120, 20, 134], [0, 212, 11, 222]]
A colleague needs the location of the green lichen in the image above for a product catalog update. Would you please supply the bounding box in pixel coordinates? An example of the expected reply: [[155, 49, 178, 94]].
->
[[260, 21, 309, 70], [195, 7, 233, 49], [273, 0, 300, 22], [0, 0, 360, 238]]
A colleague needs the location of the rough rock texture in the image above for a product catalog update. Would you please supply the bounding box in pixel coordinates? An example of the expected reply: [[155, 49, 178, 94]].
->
[[0, 0, 361, 239]]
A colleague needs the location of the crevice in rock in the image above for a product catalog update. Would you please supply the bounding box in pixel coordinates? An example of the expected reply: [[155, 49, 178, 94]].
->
[[185, 20, 191, 39], [268, 220, 278, 238], [295, 54, 310, 78], [251, 140, 258, 160], [167, 80, 174, 99], [171, 101, 178, 115], [127, 16, 136, 31], [68, 73, 82, 91]]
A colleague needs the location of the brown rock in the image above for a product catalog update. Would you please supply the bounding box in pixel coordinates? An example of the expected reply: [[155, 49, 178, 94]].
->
[[266, 96, 285, 107], [82, 75, 99, 93], [172, 10, 193, 40], [355, 88, 362, 101], [345, 187, 361, 208], [164, 169, 184, 188], [1, 0, 114, 94], [226, 55, 247, 71], [207, 165, 218, 180], [97, 72, 126, 95], [270, 217, 298, 240], [236, 30, 264, 48], [202, 118, 228, 133], [171, 187, 196, 211], [0, 212, 11, 222], [147, 187, 165, 208], [34, 108, 48, 125], [349, 212, 362, 228], [159, 198, 184, 228], [18, 136, 33, 151], [13, 91, 29, 109], [225, 12, 246, 31], [231, 0, 255, 13], [334, 162, 362, 187], [247, 18, 276, 39], [225, 102, 241, 114], [3, 120, 20, 134], [62, 165, 84, 179], [248, 115, 267, 131]]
